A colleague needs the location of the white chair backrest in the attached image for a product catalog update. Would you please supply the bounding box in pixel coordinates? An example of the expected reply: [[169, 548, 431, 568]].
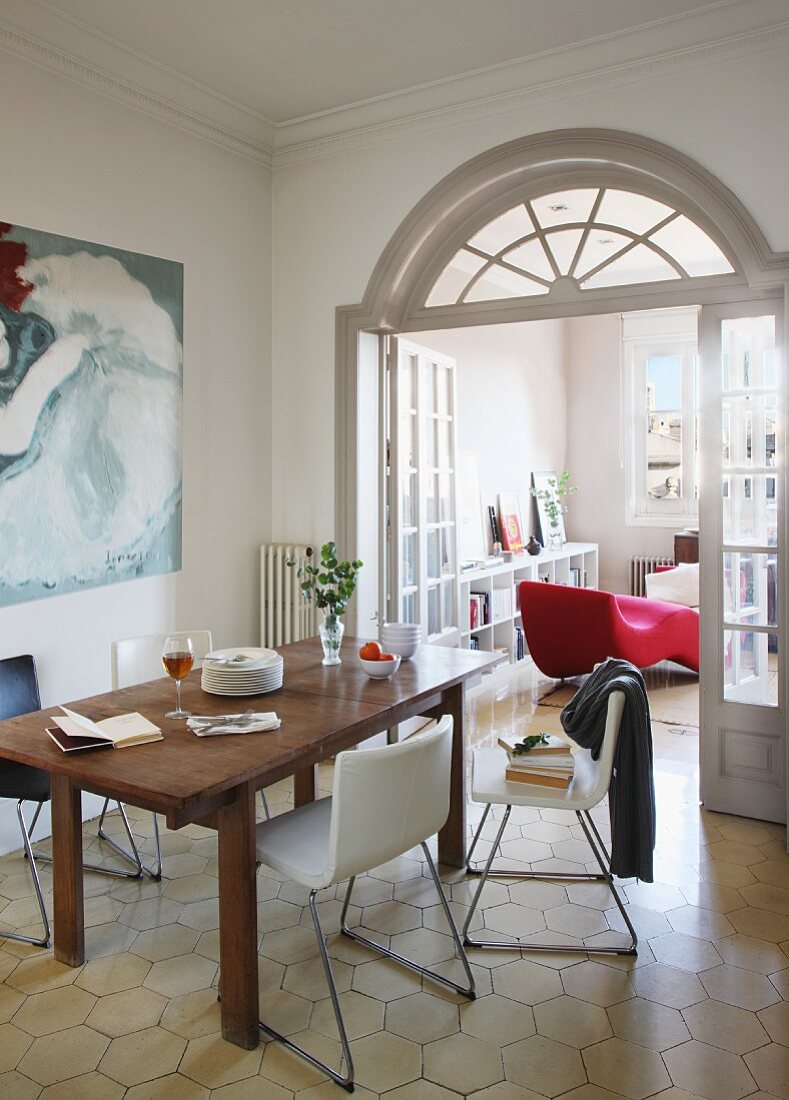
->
[[326, 715, 453, 884], [111, 631, 214, 689], [584, 690, 626, 805]]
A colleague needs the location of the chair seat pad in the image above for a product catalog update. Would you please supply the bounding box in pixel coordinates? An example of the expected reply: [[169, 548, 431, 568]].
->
[[256, 796, 335, 890], [471, 748, 604, 812], [0, 765, 51, 803]]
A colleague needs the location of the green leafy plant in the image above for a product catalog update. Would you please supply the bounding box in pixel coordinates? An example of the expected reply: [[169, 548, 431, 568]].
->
[[531, 470, 578, 538], [288, 542, 363, 623], [511, 733, 550, 757]]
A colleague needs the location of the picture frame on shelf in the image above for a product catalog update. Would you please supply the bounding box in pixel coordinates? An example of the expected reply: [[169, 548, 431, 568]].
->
[[531, 470, 567, 546], [497, 492, 525, 553]]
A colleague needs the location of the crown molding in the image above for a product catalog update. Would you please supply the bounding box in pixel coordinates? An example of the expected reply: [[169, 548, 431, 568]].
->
[[0, 20, 274, 166], [0, 3, 786, 174], [273, 21, 789, 167]]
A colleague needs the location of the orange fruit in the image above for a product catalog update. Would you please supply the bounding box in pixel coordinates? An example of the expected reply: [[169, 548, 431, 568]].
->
[[379, 653, 396, 661], [359, 641, 382, 661]]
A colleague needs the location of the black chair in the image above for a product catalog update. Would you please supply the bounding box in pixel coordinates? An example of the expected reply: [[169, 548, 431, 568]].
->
[[0, 654, 148, 948]]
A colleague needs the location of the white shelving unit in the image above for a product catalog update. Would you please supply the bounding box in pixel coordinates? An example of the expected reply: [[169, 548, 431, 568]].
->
[[459, 542, 599, 667]]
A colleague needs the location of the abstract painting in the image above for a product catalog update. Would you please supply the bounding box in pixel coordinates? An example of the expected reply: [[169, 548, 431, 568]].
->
[[0, 221, 183, 607]]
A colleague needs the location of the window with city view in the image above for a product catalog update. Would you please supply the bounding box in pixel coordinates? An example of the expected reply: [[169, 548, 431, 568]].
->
[[623, 308, 699, 526]]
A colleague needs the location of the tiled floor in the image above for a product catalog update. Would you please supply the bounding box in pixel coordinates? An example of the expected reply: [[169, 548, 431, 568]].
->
[[0, 660, 787, 1099]]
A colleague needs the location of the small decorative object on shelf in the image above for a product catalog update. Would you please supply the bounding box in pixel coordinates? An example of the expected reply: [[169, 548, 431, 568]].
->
[[531, 470, 577, 550], [525, 535, 541, 556], [288, 542, 362, 665]]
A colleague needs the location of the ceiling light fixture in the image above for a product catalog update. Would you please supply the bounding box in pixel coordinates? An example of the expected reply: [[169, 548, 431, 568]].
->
[[548, 204, 568, 212]]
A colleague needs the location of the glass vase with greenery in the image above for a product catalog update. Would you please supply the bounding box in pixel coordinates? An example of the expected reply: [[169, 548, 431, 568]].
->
[[531, 471, 577, 549], [288, 542, 363, 665]]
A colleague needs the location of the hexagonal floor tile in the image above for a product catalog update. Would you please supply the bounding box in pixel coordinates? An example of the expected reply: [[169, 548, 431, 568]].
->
[[534, 995, 611, 1049], [424, 1031, 504, 1094], [98, 1025, 187, 1087], [85, 985, 167, 1038], [386, 992, 459, 1044], [351, 1031, 422, 1092], [504, 1033, 585, 1097], [607, 996, 690, 1051], [664, 1039, 757, 1100], [17, 1025, 110, 1086], [583, 1036, 671, 1100], [699, 964, 781, 1011], [311, 989, 384, 1042], [683, 997, 770, 1054], [492, 958, 563, 1005], [630, 963, 706, 1009], [460, 993, 535, 1047], [75, 954, 151, 997], [11, 984, 96, 1036], [561, 960, 635, 1007]]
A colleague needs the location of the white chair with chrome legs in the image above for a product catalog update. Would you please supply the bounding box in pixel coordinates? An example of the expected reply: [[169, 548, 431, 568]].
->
[[463, 691, 638, 956], [254, 715, 475, 1092]]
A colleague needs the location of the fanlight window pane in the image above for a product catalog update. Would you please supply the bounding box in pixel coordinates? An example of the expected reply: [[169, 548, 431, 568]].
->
[[465, 266, 546, 302], [574, 230, 633, 278], [423, 186, 734, 306], [544, 228, 585, 275], [426, 249, 487, 306], [505, 238, 554, 281], [467, 205, 533, 255], [596, 190, 674, 235], [581, 244, 679, 288], [649, 216, 733, 276], [531, 189, 599, 228]]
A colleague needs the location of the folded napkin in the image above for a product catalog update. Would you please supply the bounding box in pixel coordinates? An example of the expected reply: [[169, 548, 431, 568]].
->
[[187, 712, 281, 737]]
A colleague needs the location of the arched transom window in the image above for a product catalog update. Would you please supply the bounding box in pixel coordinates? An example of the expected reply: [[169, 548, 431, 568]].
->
[[426, 187, 734, 307]]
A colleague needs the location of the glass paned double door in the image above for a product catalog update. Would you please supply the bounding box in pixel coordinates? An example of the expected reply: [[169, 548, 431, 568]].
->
[[388, 338, 460, 643], [700, 303, 785, 822]]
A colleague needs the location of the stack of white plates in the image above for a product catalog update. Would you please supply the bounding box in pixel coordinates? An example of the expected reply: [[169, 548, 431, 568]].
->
[[201, 647, 283, 696], [381, 622, 421, 660]]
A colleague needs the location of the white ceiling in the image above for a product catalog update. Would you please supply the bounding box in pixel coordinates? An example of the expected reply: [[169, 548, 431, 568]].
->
[[31, 0, 729, 124]]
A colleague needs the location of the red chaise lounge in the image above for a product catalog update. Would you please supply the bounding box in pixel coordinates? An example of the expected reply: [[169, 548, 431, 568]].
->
[[519, 580, 699, 679]]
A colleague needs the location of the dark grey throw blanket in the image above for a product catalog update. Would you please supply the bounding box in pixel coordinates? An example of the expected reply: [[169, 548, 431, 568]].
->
[[561, 658, 656, 882]]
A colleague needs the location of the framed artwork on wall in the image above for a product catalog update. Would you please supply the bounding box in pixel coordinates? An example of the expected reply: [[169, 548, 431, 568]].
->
[[531, 470, 567, 546], [0, 220, 183, 608]]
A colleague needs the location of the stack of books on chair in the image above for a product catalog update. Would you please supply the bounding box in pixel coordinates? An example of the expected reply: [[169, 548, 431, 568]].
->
[[499, 732, 575, 789]]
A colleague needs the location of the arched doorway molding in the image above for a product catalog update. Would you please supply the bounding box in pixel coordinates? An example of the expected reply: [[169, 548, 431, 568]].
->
[[335, 128, 788, 555]]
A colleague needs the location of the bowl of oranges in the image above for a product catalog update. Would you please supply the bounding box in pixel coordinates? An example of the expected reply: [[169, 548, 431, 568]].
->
[[358, 641, 401, 679]]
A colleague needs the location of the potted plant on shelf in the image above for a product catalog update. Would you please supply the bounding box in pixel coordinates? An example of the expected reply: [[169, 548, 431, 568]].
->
[[288, 542, 363, 665], [531, 471, 577, 550]]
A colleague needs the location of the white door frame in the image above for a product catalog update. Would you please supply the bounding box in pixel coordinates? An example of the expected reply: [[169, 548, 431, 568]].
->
[[335, 129, 789, 823]]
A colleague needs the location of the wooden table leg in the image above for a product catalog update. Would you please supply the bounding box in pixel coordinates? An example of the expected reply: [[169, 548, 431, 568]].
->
[[218, 780, 259, 1049], [293, 764, 318, 807], [51, 773, 84, 967], [437, 682, 467, 869]]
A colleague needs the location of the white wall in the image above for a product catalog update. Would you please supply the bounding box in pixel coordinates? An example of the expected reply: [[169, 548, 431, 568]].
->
[[270, 43, 789, 552], [565, 314, 677, 593], [0, 54, 272, 848], [409, 321, 568, 550]]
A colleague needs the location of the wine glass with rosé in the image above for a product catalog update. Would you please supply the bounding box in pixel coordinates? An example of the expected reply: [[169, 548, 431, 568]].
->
[[162, 634, 194, 719]]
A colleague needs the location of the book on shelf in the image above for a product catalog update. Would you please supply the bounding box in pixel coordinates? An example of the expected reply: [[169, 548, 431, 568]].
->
[[487, 505, 502, 550], [491, 587, 513, 621], [514, 626, 525, 661], [569, 567, 582, 587], [505, 768, 572, 789], [47, 707, 163, 753]]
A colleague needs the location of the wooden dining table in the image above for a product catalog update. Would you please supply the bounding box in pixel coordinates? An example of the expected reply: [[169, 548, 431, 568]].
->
[[0, 637, 495, 1048]]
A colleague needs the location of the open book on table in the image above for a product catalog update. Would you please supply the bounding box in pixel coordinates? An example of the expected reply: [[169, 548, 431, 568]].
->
[[47, 707, 163, 752]]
